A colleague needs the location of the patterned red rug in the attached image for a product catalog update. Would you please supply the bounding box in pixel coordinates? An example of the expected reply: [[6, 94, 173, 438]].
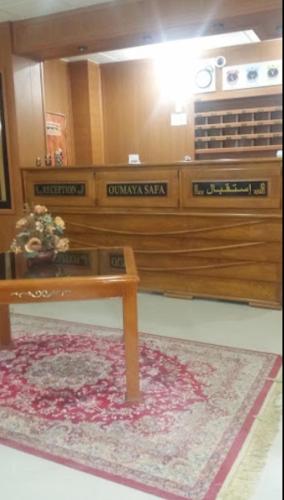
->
[[0, 314, 281, 500]]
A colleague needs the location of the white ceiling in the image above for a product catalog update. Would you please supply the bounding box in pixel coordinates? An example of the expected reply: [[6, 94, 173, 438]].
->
[[0, 0, 115, 22], [66, 30, 260, 64]]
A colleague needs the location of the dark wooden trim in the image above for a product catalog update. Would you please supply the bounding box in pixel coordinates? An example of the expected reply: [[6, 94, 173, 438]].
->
[[0, 73, 11, 210]]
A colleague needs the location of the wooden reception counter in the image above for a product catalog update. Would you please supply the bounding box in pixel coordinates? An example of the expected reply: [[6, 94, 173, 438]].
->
[[21, 158, 282, 309]]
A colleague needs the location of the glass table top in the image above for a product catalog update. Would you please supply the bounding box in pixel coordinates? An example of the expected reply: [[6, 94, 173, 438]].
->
[[0, 248, 126, 281]]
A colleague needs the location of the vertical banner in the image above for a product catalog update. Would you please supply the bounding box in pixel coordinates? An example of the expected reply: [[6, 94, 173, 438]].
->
[[45, 112, 67, 166]]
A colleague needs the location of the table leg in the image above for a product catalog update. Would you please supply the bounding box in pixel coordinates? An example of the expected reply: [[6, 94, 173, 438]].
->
[[0, 304, 12, 349], [123, 284, 140, 402]]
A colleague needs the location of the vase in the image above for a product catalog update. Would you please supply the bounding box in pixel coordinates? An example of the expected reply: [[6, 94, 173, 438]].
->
[[25, 250, 56, 267]]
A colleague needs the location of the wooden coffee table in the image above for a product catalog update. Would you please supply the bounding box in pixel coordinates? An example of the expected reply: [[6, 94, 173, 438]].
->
[[0, 247, 140, 402]]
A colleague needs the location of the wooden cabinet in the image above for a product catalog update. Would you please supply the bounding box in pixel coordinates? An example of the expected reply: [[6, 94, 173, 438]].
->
[[195, 94, 282, 159]]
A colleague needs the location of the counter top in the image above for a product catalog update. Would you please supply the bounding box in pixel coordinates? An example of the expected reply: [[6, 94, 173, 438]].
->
[[21, 157, 282, 171]]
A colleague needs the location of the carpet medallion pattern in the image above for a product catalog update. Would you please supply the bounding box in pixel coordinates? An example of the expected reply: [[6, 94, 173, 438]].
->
[[0, 314, 281, 500]]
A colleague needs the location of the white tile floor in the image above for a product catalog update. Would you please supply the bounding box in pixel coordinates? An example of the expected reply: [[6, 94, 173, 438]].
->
[[1, 294, 282, 500]]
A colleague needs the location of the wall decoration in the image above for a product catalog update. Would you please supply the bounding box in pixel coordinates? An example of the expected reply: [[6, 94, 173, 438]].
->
[[45, 112, 68, 166], [193, 59, 216, 94], [223, 60, 282, 90], [0, 73, 11, 209]]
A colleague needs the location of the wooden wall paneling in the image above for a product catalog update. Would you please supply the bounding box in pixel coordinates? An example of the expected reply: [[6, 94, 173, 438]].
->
[[0, 24, 21, 251], [102, 61, 140, 164], [11, 0, 282, 60], [69, 61, 93, 165], [101, 41, 281, 165], [12, 55, 46, 167], [43, 59, 75, 165], [69, 61, 104, 165], [102, 59, 195, 164], [88, 61, 105, 165]]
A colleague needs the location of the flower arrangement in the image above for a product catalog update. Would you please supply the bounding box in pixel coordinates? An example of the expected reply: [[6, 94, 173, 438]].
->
[[11, 204, 69, 257]]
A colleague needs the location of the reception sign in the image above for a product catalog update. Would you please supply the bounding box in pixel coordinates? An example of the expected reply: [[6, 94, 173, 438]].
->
[[34, 183, 86, 196], [193, 181, 268, 197]]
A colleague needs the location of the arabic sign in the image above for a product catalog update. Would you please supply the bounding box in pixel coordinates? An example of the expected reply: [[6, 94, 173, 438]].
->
[[192, 181, 268, 197], [107, 182, 168, 197], [54, 252, 90, 266], [34, 183, 86, 196], [109, 254, 125, 269]]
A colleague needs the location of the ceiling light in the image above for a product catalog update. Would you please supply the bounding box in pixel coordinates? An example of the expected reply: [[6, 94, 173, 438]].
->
[[67, 30, 260, 64]]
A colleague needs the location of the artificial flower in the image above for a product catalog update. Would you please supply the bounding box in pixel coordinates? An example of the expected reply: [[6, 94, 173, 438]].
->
[[16, 217, 28, 229], [54, 216, 65, 229], [11, 205, 69, 256], [34, 205, 48, 215], [24, 237, 42, 253], [55, 237, 69, 252]]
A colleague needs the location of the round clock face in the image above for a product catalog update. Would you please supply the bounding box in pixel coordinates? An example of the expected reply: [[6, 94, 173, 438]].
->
[[226, 70, 239, 83], [195, 68, 213, 89], [267, 66, 279, 78], [247, 68, 258, 80]]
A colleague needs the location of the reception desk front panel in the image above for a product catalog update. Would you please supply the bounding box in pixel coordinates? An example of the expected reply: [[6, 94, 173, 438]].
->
[[22, 159, 282, 309]]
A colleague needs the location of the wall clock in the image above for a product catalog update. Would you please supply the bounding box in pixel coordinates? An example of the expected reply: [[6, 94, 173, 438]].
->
[[223, 60, 282, 90], [195, 66, 213, 89]]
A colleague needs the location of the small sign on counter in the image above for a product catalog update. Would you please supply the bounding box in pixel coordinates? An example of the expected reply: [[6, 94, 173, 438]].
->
[[128, 154, 141, 164]]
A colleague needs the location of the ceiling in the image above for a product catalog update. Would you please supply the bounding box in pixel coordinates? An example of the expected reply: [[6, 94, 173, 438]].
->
[[66, 30, 260, 64], [0, 0, 115, 21], [7, 0, 283, 61]]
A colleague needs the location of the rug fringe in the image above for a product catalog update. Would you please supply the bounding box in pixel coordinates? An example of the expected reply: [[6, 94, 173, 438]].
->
[[266, 377, 282, 383], [218, 378, 282, 500]]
